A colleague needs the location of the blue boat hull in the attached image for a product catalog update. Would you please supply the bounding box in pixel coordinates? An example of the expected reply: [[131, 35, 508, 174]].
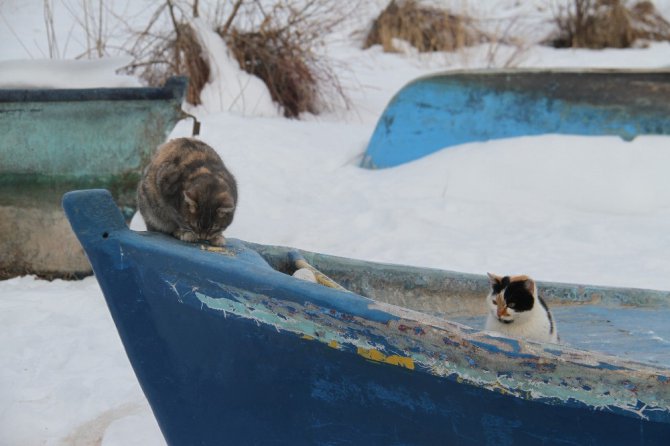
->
[[114, 287, 665, 445], [63, 190, 670, 445], [362, 69, 670, 169]]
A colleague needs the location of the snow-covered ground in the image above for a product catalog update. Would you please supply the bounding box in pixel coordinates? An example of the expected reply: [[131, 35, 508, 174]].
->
[[2, 1, 670, 444]]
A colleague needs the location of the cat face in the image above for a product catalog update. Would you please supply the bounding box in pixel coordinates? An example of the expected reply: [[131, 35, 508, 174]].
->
[[486, 273, 536, 324], [181, 181, 236, 242]]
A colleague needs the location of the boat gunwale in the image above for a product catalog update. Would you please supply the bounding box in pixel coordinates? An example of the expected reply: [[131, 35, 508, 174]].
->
[[247, 241, 670, 310], [0, 76, 187, 103]]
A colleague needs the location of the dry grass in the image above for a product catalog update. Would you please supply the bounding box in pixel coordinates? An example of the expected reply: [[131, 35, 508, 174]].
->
[[217, 0, 351, 118], [131, 23, 209, 105], [133, 25, 209, 106], [224, 28, 319, 117], [124, 2, 209, 105], [121, 0, 350, 116], [549, 0, 670, 49], [169, 23, 209, 105], [364, 0, 485, 53], [630, 1, 670, 42]]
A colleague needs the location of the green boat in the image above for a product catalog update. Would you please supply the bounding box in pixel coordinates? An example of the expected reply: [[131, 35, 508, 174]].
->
[[0, 77, 188, 278]]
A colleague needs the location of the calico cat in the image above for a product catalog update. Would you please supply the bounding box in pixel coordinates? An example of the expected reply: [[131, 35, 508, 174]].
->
[[485, 273, 558, 343], [137, 137, 237, 246]]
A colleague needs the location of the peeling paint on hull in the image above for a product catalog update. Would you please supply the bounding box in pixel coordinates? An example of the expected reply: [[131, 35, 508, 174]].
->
[[64, 189, 670, 445]]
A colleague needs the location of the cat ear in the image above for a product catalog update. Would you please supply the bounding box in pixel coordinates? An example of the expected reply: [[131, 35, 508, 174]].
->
[[523, 277, 537, 296], [487, 272, 502, 286], [217, 205, 235, 217], [183, 191, 198, 214]]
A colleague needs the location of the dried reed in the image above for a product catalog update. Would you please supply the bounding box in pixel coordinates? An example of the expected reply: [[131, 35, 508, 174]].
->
[[364, 0, 484, 53], [549, 0, 670, 49]]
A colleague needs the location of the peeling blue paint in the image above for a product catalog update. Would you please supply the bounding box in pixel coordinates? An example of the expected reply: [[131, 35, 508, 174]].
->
[[471, 339, 537, 360]]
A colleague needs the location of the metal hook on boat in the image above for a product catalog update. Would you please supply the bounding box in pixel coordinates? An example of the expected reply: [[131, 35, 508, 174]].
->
[[180, 111, 201, 136]]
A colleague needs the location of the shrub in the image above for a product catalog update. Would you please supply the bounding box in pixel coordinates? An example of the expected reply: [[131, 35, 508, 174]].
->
[[217, 0, 350, 118], [363, 0, 484, 53], [123, 1, 209, 105], [224, 28, 319, 117], [123, 0, 349, 116], [548, 0, 670, 49]]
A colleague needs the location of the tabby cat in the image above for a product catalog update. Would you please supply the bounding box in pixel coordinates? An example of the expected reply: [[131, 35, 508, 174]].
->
[[137, 137, 237, 246]]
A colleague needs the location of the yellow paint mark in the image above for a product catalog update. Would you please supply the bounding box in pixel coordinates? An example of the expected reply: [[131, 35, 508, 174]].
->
[[385, 355, 415, 370], [301, 335, 314, 341], [357, 348, 415, 370], [491, 382, 509, 395], [328, 340, 340, 349], [358, 347, 386, 362], [199, 245, 234, 256]]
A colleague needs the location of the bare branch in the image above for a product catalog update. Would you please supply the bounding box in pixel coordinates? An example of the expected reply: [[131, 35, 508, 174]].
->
[[166, 0, 182, 40], [220, 0, 245, 37]]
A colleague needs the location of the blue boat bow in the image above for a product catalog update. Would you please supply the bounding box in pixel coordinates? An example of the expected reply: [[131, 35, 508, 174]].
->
[[64, 189, 670, 445]]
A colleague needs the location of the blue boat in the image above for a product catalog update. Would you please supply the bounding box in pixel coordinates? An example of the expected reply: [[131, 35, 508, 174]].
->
[[64, 189, 670, 445], [362, 69, 670, 169]]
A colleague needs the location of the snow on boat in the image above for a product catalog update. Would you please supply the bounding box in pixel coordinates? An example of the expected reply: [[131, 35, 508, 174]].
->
[[362, 69, 670, 169], [0, 78, 187, 277], [63, 189, 670, 445]]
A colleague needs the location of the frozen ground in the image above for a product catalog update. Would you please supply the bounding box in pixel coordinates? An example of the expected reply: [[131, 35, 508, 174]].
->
[[2, 1, 670, 445]]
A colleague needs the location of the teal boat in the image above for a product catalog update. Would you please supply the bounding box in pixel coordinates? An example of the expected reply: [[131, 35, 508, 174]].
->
[[0, 77, 187, 277]]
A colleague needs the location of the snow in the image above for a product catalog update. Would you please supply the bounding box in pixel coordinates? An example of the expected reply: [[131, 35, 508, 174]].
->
[[0, 277, 163, 446], [164, 117, 670, 291], [190, 17, 280, 117], [0, 57, 140, 89], [2, 0, 670, 445]]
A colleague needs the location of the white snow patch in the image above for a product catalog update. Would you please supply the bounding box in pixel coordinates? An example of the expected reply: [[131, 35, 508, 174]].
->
[[190, 18, 279, 117], [0, 57, 140, 89], [0, 277, 163, 445]]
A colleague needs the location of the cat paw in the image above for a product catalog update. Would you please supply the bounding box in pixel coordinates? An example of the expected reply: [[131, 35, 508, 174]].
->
[[175, 230, 198, 243], [209, 234, 227, 247]]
